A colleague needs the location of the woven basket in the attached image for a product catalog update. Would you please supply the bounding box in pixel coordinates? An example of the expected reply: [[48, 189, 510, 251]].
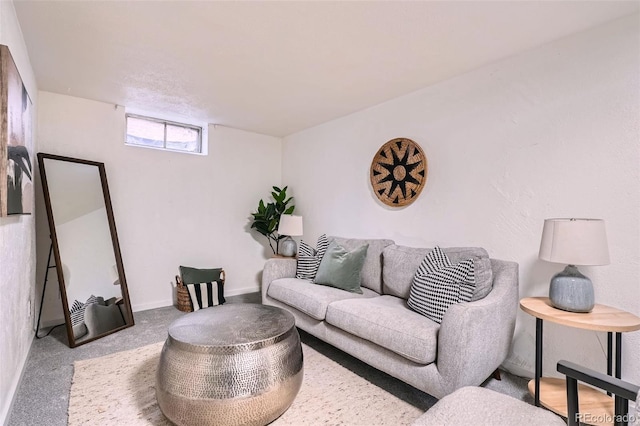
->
[[175, 270, 226, 312], [176, 275, 192, 312]]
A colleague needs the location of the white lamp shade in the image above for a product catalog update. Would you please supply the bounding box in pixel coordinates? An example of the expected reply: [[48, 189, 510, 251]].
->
[[539, 218, 610, 265], [278, 214, 303, 236]]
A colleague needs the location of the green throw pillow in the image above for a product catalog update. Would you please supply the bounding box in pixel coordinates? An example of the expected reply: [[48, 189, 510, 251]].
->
[[314, 243, 369, 294], [180, 266, 223, 284]]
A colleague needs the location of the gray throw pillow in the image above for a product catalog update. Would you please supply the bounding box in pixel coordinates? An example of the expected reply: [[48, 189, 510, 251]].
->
[[314, 243, 369, 294]]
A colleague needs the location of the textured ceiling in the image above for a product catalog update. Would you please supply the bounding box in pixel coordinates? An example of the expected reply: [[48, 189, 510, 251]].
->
[[14, 1, 640, 137]]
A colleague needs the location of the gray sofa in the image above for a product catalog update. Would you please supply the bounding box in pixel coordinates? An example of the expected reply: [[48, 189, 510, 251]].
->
[[73, 296, 126, 342], [261, 237, 519, 399]]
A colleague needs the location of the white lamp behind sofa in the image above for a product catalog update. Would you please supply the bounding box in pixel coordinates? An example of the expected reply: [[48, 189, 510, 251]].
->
[[278, 214, 303, 257]]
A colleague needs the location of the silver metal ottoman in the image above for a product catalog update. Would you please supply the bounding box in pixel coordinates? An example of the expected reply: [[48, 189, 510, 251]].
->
[[156, 304, 303, 426]]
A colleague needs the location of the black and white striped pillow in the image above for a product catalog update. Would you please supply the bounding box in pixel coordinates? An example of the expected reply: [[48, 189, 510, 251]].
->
[[69, 300, 85, 327], [69, 295, 102, 326], [186, 281, 224, 312], [407, 246, 476, 324], [296, 234, 329, 281]]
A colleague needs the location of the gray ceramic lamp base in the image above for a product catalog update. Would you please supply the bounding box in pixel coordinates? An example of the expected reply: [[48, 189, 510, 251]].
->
[[280, 237, 298, 257], [549, 265, 594, 313]]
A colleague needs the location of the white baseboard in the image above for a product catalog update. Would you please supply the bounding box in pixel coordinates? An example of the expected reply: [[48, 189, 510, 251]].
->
[[1, 333, 34, 426], [225, 285, 260, 297], [39, 318, 66, 329], [131, 299, 174, 313]]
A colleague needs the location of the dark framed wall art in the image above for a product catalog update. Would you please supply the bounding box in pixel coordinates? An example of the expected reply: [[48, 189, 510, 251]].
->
[[0, 44, 33, 216]]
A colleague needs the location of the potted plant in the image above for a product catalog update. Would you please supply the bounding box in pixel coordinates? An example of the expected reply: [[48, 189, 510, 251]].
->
[[250, 186, 295, 255]]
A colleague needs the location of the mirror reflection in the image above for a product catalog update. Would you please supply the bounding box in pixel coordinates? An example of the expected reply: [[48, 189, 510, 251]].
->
[[38, 153, 133, 347]]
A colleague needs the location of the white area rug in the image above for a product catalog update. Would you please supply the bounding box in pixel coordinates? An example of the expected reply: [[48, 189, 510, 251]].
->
[[69, 341, 423, 425]]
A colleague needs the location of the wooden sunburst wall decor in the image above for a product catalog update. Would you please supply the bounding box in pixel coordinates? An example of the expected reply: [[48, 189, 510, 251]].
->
[[370, 138, 427, 207]]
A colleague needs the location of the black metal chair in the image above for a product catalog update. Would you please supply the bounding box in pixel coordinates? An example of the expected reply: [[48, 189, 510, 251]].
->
[[558, 360, 639, 426]]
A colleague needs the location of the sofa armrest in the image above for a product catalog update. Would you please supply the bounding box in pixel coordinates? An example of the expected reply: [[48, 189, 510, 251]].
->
[[436, 259, 519, 395], [261, 258, 297, 302]]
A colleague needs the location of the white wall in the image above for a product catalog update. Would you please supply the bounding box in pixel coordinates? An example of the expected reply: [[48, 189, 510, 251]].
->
[[282, 15, 640, 384], [0, 1, 38, 424], [36, 93, 281, 316]]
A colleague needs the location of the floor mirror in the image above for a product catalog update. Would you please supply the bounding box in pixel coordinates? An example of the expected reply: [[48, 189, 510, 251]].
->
[[37, 153, 134, 347]]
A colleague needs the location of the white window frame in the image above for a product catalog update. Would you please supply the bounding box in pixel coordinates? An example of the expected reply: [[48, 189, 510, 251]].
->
[[125, 113, 206, 155]]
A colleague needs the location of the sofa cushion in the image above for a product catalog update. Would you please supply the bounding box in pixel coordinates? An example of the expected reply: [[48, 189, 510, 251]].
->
[[325, 295, 439, 364], [329, 236, 394, 293], [407, 246, 475, 324], [267, 277, 378, 320], [315, 242, 369, 294], [383, 245, 493, 301]]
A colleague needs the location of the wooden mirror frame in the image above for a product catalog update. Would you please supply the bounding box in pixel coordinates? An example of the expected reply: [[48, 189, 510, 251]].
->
[[37, 153, 134, 347]]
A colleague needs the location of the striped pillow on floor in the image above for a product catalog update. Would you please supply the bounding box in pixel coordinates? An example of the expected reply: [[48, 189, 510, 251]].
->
[[186, 281, 224, 312], [69, 300, 85, 326]]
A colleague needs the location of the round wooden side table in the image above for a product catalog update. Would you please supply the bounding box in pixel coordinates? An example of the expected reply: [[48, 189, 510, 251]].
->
[[520, 297, 640, 426]]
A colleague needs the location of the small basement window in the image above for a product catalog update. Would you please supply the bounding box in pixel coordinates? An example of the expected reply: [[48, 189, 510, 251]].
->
[[125, 114, 202, 154]]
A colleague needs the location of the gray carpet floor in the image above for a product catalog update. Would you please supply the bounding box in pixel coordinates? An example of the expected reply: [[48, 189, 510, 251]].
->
[[7, 293, 531, 425]]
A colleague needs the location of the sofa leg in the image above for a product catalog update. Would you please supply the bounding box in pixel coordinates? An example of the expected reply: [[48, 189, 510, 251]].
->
[[492, 369, 502, 381]]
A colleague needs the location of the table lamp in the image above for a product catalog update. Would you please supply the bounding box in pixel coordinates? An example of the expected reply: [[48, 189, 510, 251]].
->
[[538, 218, 609, 313], [278, 214, 303, 257]]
